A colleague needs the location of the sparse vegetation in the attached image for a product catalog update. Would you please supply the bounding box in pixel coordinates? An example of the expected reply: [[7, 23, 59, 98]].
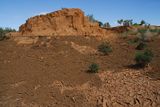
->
[[98, 42, 112, 55], [117, 19, 133, 26], [140, 20, 146, 26], [117, 19, 150, 28], [87, 14, 96, 22], [133, 23, 140, 27], [127, 38, 139, 45], [87, 14, 98, 23], [149, 29, 160, 36], [88, 63, 99, 73], [136, 42, 147, 50], [137, 28, 148, 41], [98, 21, 103, 27], [87, 15, 105, 27], [1, 7, 160, 107], [149, 29, 160, 33], [138, 28, 147, 35], [117, 19, 123, 25], [103, 22, 111, 28], [0, 27, 16, 41], [123, 20, 133, 27], [135, 49, 153, 67]]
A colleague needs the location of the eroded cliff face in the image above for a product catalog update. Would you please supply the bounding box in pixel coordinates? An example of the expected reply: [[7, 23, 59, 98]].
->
[[18, 8, 107, 36]]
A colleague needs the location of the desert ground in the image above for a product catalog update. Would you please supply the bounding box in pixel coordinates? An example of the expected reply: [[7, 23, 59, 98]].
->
[[0, 35, 160, 107], [0, 8, 160, 107]]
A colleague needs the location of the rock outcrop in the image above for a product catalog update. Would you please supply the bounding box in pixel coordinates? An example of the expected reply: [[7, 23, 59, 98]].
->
[[17, 8, 107, 36]]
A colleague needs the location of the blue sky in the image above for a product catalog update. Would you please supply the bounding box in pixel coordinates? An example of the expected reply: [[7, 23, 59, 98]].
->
[[1, 0, 160, 30]]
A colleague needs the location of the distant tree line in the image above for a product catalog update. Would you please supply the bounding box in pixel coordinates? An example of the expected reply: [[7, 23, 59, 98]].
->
[[117, 19, 149, 27], [87, 14, 150, 28], [0, 27, 16, 40]]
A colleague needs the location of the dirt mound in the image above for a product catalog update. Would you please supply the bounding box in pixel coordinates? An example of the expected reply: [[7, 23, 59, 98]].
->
[[16, 8, 107, 36]]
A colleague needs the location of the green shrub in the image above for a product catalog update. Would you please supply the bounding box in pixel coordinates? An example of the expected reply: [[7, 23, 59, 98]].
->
[[119, 30, 136, 39], [0, 28, 5, 40], [117, 19, 133, 26], [133, 23, 140, 27], [127, 37, 140, 45], [149, 29, 160, 33], [140, 20, 146, 26], [98, 21, 103, 27], [98, 42, 112, 55], [103, 22, 111, 28], [137, 29, 148, 41], [138, 29, 147, 35], [136, 42, 147, 50], [89, 63, 99, 73], [123, 20, 133, 26], [135, 50, 153, 67], [149, 29, 160, 36], [117, 19, 123, 25]]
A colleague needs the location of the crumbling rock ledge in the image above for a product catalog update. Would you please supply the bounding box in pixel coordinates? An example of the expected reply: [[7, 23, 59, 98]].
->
[[14, 8, 108, 36]]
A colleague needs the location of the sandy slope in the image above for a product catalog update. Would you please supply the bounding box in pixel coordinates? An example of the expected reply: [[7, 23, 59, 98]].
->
[[0, 36, 160, 107]]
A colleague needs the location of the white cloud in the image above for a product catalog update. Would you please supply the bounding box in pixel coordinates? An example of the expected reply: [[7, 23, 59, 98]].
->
[[38, 12, 48, 15]]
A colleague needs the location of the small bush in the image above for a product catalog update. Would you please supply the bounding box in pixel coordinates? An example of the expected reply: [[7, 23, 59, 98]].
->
[[98, 42, 112, 55], [138, 28, 147, 34], [149, 29, 160, 36], [136, 42, 147, 50], [0, 35, 5, 41], [89, 63, 99, 73], [137, 29, 148, 41], [0, 28, 5, 40], [119, 30, 137, 39], [103, 22, 111, 28], [133, 23, 140, 27], [135, 50, 153, 67], [149, 29, 160, 33], [140, 20, 146, 26], [128, 38, 140, 45]]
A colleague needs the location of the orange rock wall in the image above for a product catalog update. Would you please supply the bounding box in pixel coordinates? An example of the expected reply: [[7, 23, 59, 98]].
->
[[19, 8, 107, 36]]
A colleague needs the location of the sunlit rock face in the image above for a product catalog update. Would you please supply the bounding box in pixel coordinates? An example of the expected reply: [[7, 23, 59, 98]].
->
[[18, 8, 107, 36]]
